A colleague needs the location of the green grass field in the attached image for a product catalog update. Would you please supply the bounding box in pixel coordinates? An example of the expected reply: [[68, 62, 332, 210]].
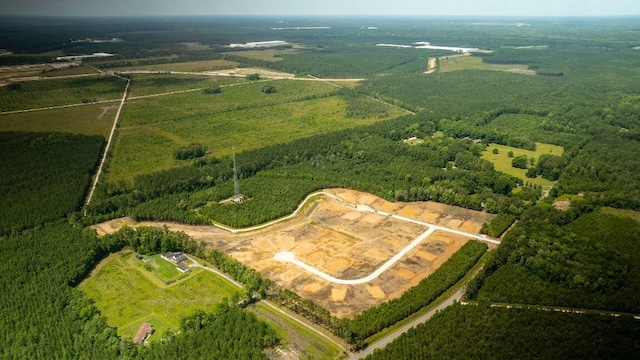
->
[[42, 66, 102, 77], [227, 48, 303, 62], [108, 59, 238, 73], [126, 73, 245, 98], [482, 142, 564, 188], [249, 303, 344, 360], [439, 55, 535, 75], [80, 251, 239, 341], [601, 207, 640, 224], [107, 79, 404, 182], [0, 102, 118, 136], [0, 76, 126, 112]]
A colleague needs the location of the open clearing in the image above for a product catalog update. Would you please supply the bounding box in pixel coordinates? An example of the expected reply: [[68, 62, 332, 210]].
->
[[439, 54, 535, 75], [80, 250, 239, 341], [95, 189, 495, 318], [482, 142, 564, 188], [108, 59, 239, 72], [108, 80, 403, 182], [227, 48, 303, 62], [0, 102, 118, 136]]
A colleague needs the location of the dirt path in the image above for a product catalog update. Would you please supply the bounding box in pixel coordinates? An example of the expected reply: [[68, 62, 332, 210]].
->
[[0, 98, 121, 115], [425, 57, 437, 74], [83, 76, 130, 213], [188, 255, 349, 353]]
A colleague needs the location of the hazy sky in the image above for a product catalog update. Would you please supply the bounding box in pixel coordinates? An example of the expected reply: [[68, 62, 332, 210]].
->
[[0, 0, 639, 17]]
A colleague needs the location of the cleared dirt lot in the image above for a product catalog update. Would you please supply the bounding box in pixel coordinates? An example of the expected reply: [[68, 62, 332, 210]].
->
[[94, 189, 494, 318]]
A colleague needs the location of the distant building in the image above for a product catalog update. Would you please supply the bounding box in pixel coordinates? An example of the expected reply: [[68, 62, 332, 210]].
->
[[229, 40, 288, 48], [133, 323, 154, 344], [56, 52, 114, 62], [177, 264, 190, 273], [161, 251, 187, 264]]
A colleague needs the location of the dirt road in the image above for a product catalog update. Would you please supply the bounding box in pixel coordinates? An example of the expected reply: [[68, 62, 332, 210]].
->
[[83, 77, 130, 212]]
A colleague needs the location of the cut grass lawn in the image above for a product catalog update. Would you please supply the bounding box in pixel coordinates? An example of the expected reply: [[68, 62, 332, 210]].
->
[[80, 251, 239, 341], [108, 79, 404, 182], [482, 142, 564, 188], [439, 55, 535, 75], [0, 76, 126, 112], [0, 102, 118, 137]]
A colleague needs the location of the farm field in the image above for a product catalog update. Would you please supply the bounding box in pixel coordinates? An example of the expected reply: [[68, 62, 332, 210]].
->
[[438, 54, 535, 75], [107, 80, 404, 182], [482, 142, 564, 188], [0, 76, 126, 112], [80, 250, 239, 341], [0, 102, 118, 136]]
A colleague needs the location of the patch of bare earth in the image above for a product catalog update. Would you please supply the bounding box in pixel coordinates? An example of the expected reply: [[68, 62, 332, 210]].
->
[[553, 201, 571, 211]]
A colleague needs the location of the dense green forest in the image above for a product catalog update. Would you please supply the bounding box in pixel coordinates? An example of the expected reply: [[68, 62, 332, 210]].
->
[[468, 208, 640, 313], [365, 303, 640, 360], [0, 132, 104, 234]]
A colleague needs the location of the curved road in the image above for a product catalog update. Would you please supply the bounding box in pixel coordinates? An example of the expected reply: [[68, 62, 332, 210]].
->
[[351, 287, 466, 360]]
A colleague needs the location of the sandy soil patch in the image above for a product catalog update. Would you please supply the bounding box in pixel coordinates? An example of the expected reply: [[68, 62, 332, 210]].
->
[[303, 282, 325, 294], [231, 251, 254, 262], [398, 206, 422, 217], [460, 221, 481, 233], [366, 285, 386, 299], [395, 268, 416, 281], [553, 201, 571, 211], [414, 250, 437, 262], [331, 287, 348, 302], [321, 257, 351, 274], [446, 219, 463, 229], [364, 248, 389, 262]]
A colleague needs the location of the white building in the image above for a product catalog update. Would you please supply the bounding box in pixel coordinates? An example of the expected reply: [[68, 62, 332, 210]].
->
[[229, 40, 288, 48]]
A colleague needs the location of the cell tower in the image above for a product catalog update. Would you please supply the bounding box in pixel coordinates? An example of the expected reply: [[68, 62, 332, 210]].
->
[[232, 147, 244, 203]]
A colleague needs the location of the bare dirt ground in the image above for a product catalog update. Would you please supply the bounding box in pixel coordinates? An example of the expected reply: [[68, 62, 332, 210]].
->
[[93, 188, 494, 318], [425, 57, 437, 74]]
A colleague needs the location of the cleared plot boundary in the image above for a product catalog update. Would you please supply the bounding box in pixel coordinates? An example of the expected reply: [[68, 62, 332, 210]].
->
[[274, 194, 498, 285]]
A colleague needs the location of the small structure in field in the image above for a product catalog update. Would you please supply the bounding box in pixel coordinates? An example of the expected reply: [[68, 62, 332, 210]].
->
[[161, 251, 187, 264], [133, 323, 154, 344], [177, 264, 190, 273]]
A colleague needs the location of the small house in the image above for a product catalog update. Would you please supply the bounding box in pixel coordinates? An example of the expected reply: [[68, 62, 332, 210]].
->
[[161, 251, 187, 264], [133, 323, 154, 344], [177, 264, 190, 273]]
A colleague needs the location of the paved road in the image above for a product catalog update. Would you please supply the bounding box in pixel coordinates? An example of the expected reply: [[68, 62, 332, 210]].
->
[[351, 287, 466, 360]]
